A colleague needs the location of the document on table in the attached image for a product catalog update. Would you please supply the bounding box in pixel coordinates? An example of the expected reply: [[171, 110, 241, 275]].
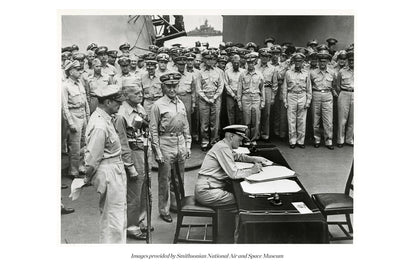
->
[[240, 179, 301, 194], [69, 178, 87, 201], [233, 147, 250, 154], [291, 202, 313, 214], [236, 159, 273, 170], [245, 165, 296, 182]]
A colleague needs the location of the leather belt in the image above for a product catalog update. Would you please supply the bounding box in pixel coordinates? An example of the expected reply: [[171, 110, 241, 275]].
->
[[313, 89, 331, 93], [160, 132, 184, 137], [341, 88, 354, 92]]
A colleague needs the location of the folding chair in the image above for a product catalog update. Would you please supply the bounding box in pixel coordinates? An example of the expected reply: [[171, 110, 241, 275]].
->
[[312, 161, 354, 241]]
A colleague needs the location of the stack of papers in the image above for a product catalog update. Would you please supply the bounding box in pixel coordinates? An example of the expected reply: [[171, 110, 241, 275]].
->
[[240, 179, 301, 194], [245, 165, 296, 182]]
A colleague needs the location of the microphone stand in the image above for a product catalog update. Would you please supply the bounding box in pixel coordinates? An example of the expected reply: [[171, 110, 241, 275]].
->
[[143, 127, 152, 244]]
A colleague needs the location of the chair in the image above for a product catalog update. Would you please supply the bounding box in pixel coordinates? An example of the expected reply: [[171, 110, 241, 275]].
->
[[312, 161, 354, 241], [170, 163, 218, 243]]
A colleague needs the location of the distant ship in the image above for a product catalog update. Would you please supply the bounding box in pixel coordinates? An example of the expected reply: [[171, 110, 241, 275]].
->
[[187, 19, 222, 36]]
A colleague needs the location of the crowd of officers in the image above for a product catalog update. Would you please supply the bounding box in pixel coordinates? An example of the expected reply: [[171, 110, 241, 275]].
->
[[61, 36, 354, 243]]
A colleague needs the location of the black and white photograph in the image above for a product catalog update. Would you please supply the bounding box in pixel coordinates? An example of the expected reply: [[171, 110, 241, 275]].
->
[[60, 13, 354, 245], [5, 1, 414, 275]]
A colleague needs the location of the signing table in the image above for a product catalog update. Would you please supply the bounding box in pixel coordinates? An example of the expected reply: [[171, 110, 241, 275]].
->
[[233, 146, 329, 243]]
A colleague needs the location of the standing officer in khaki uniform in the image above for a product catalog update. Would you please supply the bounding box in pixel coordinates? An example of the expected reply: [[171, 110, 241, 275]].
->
[[310, 50, 337, 150], [140, 54, 163, 116], [84, 85, 127, 243], [95, 46, 117, 78], [113, 85, 151, 240], [62, 60, 90, 177], [150, 72, 191, 223], [237, 52, 265, 145], [256, 48, 277, 141], [336, 51, 354, 147], [87, 58, 115, 113], [175, 55, 198, 134], [282, 53, 312, 148], [155, 53, 171, 77], [225, 55, 245, 125], [198, 50, 224, 151]]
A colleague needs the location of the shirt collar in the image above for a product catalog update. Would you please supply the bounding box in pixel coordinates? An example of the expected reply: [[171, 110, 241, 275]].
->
[[162, 95, 177, 104], [96, 107, 112, 122], [246, 69, 257, 75], [122, 101, 137, 115], [68, 77, 79, 85]]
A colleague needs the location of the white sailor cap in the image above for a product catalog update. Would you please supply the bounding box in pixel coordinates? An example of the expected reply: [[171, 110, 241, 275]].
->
[[223, 125, 248, 139]]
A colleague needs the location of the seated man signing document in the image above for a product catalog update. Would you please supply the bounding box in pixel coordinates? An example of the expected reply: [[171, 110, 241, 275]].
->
[[195, 125, 268, 207]]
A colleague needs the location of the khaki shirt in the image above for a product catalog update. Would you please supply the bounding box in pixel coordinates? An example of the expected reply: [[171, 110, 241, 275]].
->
[[114, 102, 148, 166], [149, 95, 191, 159], [224, 67, 245, 98], [177, 70, 198, 108], [255, 63, 277, 92], [140, 72, 162, 100], [61, 78, 90, 126], [337, 67, 354, 91], [199, 67, 224, 101], [198, 140, 254, 180], [310, 68, 337, 92], [101, 63, 117, 77], [85, 107, 122, 178], [114, 72, 140, 90], [88, 73, 114, 97], [282, 68, 312, 106], [237, 69, 265, 103]]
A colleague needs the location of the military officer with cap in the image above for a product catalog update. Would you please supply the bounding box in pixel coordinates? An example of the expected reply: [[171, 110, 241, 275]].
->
[[310, 50, 337, 149], [185, 52, 202, 141], [84, 85, 127, 243], [62, 60, 90, 177], [225, 54, 245, 125], [114, 56, 139, 89], [87, 43, 98, 52], [198, 50, 224, 151], [326, 38, 338, 56], [148, 45, 159, 54], [307, 40, 319, 52], [85, 50, 96, 73], [256, 48, 277, 141], [140, 54, 163, 116], [72, 53, 90, 93], [175, 55, 198, 136], [264, 37, 276, 48], [150, 72, 191, 223], [336, 50, 354, 147], [119, 42, 131, 54], [87, 58, 115, 113], [282, 52, 312, 148], [195, 124, 266, 207], [107, 50, 118, 67], [113, 82, 152, 240], [245, 42, 258, 53], [95, 46, 117, 77], [237, 52, 265, 145], [155, 53, 171, 77], [71, 44, 79, 54]]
